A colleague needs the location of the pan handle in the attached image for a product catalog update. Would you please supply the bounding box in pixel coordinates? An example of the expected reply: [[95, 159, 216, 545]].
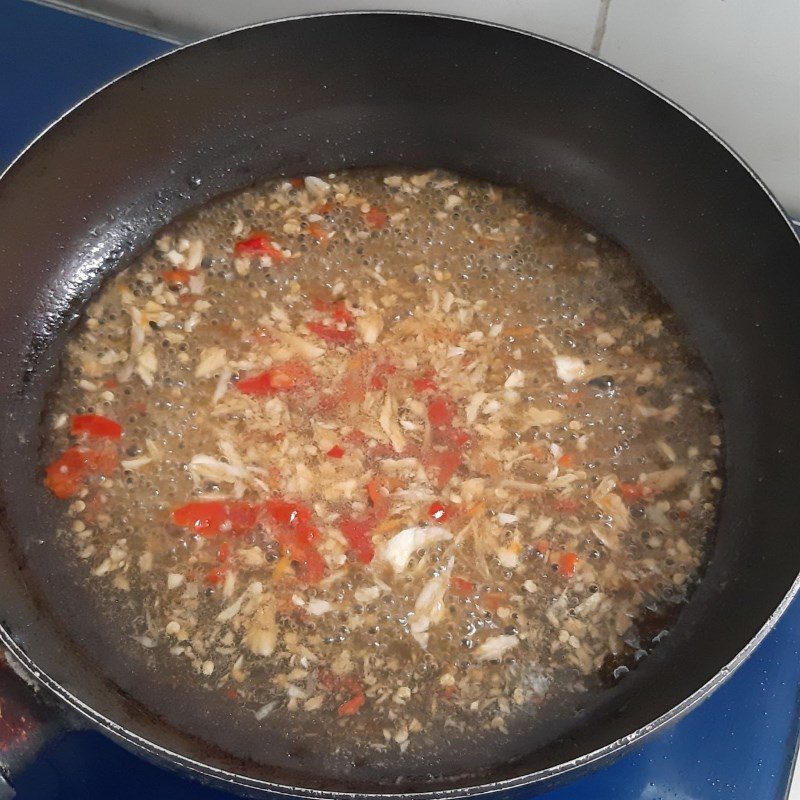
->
[[0, 649, 68, 796]]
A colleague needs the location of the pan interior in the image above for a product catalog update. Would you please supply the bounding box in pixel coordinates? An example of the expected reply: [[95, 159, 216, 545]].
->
[[1, 14, 799, 796]]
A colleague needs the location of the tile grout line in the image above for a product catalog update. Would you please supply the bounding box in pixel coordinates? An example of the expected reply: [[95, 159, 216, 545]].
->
[[591, 0, 612, 55]]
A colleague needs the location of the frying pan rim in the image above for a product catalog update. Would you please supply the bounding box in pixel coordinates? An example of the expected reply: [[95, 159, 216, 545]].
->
[[1, 10, 799, 798]]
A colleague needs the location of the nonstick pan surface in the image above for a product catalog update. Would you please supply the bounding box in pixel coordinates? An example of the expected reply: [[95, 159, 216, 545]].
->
[[1, 13, 800, 798]]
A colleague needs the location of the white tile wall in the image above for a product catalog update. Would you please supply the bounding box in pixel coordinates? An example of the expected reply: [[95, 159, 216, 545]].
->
[[40, 0, 605, 49], [39, 0, 800, 215], [600, 0, 800, 218]]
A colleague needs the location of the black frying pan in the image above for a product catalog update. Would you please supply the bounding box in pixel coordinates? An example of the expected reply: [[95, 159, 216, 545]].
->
[[1, 12, 799, 798]]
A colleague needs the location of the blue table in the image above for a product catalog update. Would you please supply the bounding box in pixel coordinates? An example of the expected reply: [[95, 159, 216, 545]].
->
[[2, 1, 799, 797]]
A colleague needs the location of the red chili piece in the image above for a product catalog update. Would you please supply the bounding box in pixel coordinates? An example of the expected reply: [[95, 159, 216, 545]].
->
[[312, 298, 354, 324], [233, 231, 284, 262], [370, 362, 397, 390], [306, 321, 355, 345], [44, 445, 118, 499], [161, 268, 195, 285], [427, 395, 457, 427], [559, 552, 578, 578], [412, 374, 438, 392], [170, 500, 261, 536], [451, 576, 475, 597], [235, 361, 315, 395], [265, 498, 325, 584], [70, 413, 123, 440], [363, 207, 388, 230], [339, 516, 375, 564], [423, 449, 461, 491]]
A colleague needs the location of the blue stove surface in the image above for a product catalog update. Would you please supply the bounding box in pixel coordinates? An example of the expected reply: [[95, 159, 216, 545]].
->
[[2, 1, 799, 797]]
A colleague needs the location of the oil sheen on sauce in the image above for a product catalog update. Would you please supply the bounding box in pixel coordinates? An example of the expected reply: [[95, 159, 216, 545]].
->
[[42, 168, 724, 756]]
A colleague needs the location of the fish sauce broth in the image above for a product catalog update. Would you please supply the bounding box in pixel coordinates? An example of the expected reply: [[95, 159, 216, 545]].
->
[[41, 169, 724, 765]]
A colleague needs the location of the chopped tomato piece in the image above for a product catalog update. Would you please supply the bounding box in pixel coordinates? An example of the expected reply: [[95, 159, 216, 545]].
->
[[75, 449, 116, 484], [343, 430, 367, 448], [289, 177, 304, 189], [327, 444, 345, 459], [318, 350, 374, 413], [265, 498, 313, 527], [204, 566, 227, 585], [227, 502, 261, 533], [338, 690, 365, 716], [266, 498, 324, 583], [366, 479, 390, 520], [273, 525, 323, 581], [312, 298, 353, 324], [428, 501, 450, 522], [319, 671, 366, 716], [306, 321, 355, 345], [412, 375, 438, 392], [293, 522, 318, 546], [317, 670, 339, 691], [170, 501, 261, 536], [557, 452, 574, 468], [234, 370, 276, 395], [554, 497, 581, 513], [339, 516, 375, 564], [70, 413, 123, 440], [268, 371, 295, 391], [445, 427, 470, 447], [342, 351, 372, 404], [335, 372, 365, 407], [365, 441, 394, 460], [451, 576, 475, 597], [559, 552, 579, 578], [43, 450, 89, 499], [235, 360, 315, 395], [619, 482, 651, 503], [370, 362, 397, 390], [332, 302, 353, 324], [233, 231, 284, 261], [424, 449, 461, 490], [363, 207, 388, 230], [44, 445, 118, 499], [161, 268, 195, 285], [427, 395, 457, 427], [298, 545, 325, 584], [535, 540, 550, 554], [307, 222, 327, 242], [272, 360, 315, 390]]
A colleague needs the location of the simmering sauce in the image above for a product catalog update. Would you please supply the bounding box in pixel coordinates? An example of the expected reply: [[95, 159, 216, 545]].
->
[[43, 169, 723, 749]]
